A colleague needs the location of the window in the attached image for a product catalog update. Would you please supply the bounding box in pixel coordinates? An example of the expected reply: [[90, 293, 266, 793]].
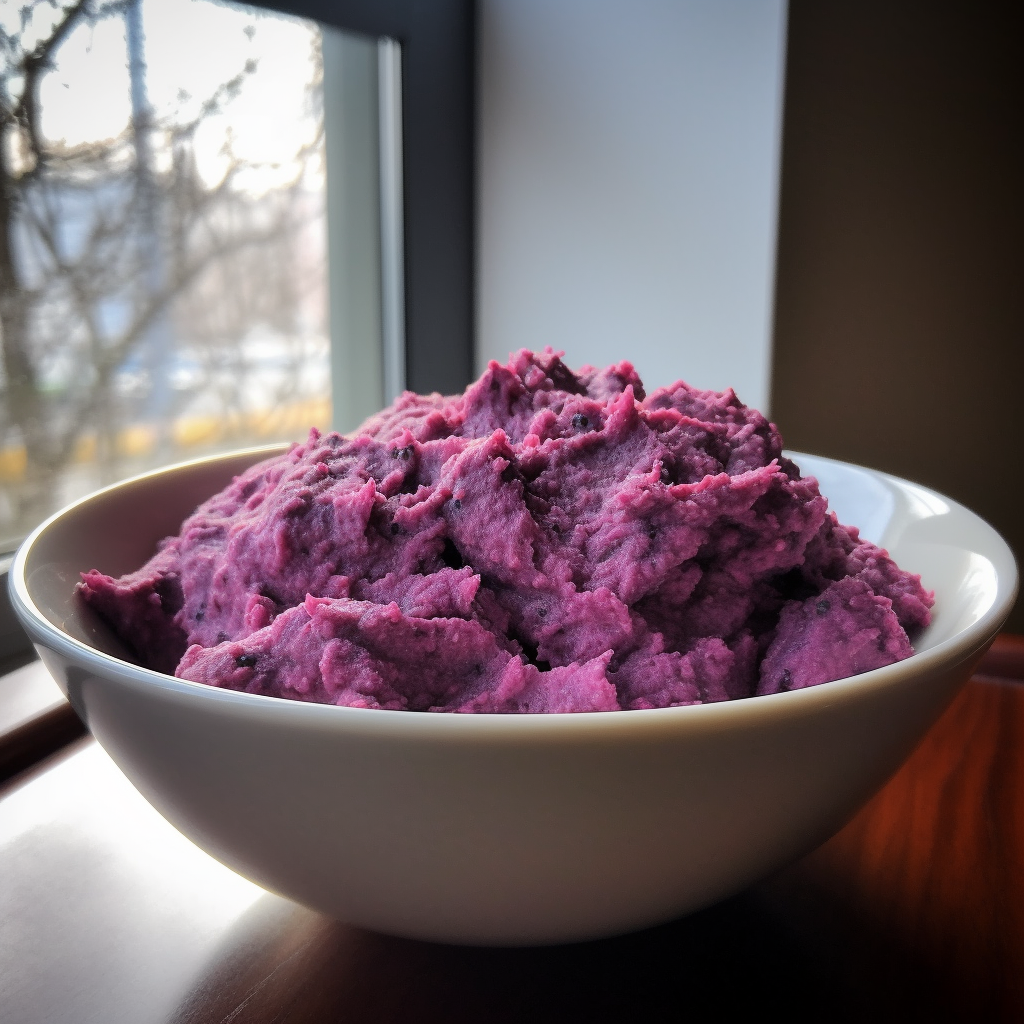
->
[[0, 0, 382, 551]]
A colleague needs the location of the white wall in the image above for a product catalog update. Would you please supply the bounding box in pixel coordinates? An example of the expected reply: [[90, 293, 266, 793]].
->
[[476, 0, 787, 412]]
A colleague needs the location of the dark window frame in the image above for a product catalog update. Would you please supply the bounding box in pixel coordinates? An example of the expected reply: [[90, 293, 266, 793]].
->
[[251, 0, 476, 397]]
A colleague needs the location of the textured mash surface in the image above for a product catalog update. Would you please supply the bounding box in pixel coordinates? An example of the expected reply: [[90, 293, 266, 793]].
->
[[79, 350, 933, 713]]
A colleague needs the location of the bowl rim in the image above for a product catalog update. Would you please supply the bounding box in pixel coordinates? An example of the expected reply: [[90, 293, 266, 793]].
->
[[8, 444, 1019, 739]]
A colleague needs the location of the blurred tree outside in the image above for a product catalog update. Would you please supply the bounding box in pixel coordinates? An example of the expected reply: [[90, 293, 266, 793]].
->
[[0, 0, 329, 550]]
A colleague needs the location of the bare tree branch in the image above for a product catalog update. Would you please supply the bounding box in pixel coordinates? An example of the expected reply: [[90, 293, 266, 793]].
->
[[15, 0, 91, 173]]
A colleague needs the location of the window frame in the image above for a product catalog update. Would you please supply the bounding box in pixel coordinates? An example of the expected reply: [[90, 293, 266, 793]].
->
[[254, 0, 476, 397]]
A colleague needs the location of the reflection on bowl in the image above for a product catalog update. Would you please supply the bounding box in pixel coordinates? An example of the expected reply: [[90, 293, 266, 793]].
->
[[9, 448, 1018, 945]]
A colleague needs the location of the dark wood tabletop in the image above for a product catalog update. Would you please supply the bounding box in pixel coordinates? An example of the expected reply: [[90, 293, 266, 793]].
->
[[1, 636, 1022, 1023]]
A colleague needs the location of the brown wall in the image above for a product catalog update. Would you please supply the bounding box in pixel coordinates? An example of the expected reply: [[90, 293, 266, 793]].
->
[[771, 1, 1024, 631]]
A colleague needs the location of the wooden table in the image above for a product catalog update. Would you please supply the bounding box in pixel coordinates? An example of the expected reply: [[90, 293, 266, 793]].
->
[[2, 637, 1022, 1023]]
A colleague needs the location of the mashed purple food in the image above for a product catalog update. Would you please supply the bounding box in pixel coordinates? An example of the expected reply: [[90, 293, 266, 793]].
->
[[80, 349, 933, 713]]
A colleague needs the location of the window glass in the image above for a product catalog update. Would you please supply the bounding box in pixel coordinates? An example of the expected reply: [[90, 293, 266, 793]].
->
[[0, 0, 346, 550]]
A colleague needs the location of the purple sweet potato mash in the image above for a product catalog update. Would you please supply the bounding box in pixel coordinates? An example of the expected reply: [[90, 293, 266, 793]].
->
[[79, 349, 933, 713]]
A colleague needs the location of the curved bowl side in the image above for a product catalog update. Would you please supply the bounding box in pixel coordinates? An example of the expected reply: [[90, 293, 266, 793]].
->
[[9, 448, 1019, 943]]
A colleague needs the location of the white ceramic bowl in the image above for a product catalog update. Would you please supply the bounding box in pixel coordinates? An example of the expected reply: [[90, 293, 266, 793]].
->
[[9, 448, 1018, 945]]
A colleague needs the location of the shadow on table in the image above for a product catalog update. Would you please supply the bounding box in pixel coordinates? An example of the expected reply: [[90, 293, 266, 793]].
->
[[166, 881, 947, 1024]]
